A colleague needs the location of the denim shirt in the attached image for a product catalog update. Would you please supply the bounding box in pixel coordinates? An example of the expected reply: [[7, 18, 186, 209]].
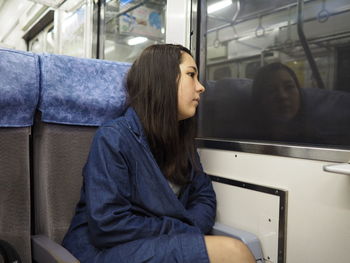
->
[[63, 107, 216, 262]]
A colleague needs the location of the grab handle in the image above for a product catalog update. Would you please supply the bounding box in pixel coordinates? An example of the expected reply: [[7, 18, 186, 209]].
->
[[323, 162, 350, 175]]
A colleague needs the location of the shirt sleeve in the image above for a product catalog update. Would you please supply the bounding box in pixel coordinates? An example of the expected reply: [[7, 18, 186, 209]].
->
[[84, 126, 200, 249], [185, 157, 217, 234]]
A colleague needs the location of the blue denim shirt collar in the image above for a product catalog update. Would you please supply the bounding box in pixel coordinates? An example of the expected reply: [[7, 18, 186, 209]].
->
[[123, 107, 152, 151], [124, 107, 143, 136]]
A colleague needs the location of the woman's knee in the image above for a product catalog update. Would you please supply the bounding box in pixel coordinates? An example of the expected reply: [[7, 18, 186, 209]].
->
[[204, 236, 255, 263]]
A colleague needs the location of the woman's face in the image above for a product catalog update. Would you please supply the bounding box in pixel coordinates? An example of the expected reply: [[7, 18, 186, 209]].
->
[[177, 52, 205, 121], [261, 69, 301, 121]]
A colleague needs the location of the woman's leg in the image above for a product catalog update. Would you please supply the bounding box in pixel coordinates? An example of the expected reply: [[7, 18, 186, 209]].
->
[[90, 234, 209, 263], [204, 236, 255, 263]]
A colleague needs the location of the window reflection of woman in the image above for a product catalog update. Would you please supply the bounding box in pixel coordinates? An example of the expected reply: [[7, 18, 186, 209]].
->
[[252, 62, 304, 141]]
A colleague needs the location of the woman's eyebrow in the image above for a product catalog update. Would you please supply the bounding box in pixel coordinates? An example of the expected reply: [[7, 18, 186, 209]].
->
[[188, 66, 198, 72]]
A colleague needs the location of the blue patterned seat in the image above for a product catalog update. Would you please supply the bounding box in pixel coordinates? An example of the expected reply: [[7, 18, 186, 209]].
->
[[32, 53, 131, 263], [0, 48, 40, 263]]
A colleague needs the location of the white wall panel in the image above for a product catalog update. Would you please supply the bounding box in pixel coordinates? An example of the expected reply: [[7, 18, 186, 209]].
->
[[213, 181, 281, 262], [165, 0, 191, 47], [199, 148, 350, 263]]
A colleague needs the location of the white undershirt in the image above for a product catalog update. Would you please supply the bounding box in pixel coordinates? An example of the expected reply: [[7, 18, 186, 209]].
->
[[168, 181, 181, 197]]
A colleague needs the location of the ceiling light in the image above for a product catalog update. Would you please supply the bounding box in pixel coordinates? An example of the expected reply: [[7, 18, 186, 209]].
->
[[208, 0, 232, 14], [127, 37, 148, 46]]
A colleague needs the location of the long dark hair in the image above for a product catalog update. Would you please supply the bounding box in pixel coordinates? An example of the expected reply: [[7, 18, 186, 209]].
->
[[126, 44, 198, 185]]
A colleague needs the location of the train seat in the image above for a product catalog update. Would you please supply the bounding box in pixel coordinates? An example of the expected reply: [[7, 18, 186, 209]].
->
[[0, 48, 40, 263], [31, 53, 130, 262]]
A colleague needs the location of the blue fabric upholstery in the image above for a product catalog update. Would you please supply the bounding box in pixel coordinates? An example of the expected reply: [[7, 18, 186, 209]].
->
[[0, 48, 40, 127], [38, 54, 131, 126]]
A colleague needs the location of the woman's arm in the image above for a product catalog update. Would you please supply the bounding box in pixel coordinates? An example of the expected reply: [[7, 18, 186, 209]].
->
[[85, 126, 200, 249], [185, 168, 217, 234], [183, 154, 217, 234]]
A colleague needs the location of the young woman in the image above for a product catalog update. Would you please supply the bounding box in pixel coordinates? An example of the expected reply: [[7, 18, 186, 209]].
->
[[63, 44, 255, 263]]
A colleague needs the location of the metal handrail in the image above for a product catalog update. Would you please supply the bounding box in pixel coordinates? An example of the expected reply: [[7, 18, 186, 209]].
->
[[297, 0, 325, 89]]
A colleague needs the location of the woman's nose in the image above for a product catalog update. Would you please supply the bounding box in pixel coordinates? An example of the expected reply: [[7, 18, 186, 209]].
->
[[197, 81, 205, 93]]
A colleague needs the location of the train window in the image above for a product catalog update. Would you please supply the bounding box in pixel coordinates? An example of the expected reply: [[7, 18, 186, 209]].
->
[[57, 0, 87, 57], [29, 37, 42, 53], [45, 25, 55, 53], [198, 0, 350, 149], [28, 23, 55, 53], [102, 0, 167, 62]]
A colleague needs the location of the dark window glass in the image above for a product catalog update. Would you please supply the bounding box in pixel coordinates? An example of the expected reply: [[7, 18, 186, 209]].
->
[[199, 0, 350, 148]]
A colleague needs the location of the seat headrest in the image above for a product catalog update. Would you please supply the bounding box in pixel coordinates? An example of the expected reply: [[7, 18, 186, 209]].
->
[[0, 48, 40, 127], [38, 54, 131, 126]]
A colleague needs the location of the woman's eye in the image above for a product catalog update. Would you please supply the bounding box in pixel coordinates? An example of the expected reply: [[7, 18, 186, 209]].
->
[[187, 72, 195, 78]]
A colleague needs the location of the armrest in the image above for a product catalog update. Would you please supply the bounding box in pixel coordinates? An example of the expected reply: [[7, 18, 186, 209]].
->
[[31, 235, 79, 263], [211, 223, 264, 262]]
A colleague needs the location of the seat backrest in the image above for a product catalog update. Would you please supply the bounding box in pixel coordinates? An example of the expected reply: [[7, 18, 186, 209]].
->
[[33, 53, 130, 244], [0, 48, 40, 263], [32, 116, 97, 244]]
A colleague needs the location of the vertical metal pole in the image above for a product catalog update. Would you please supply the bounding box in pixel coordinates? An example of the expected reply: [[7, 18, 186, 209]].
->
[[84, 0, 93, 58], [91, 0, 99, 59], [198, 0, 207, 84], [297, 0, 325, 89], [98, 0, 105, 59], [54, 8, 62, 54], [195, 0, 207, 136], [190, 0, 198, 58]]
